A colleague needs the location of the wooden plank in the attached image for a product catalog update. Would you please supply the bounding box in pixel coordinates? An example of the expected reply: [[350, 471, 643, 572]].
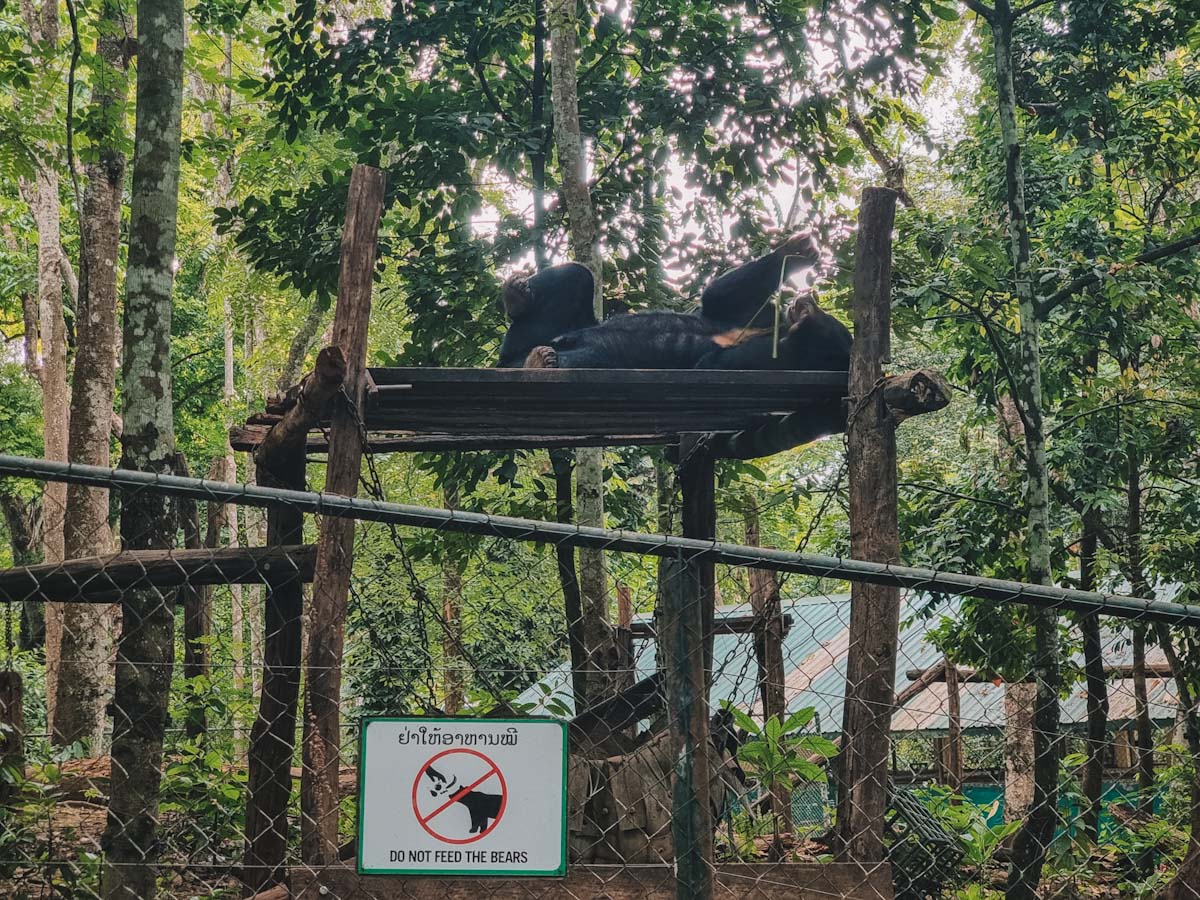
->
[[834, 187, 901, 864], [0, 545, 315, 603], [302, 163, 386, 865], [367, 367, 849, 389], [289, 863, 894, 899], [230, 425, 674, 453], [364, 410, 806, 439]]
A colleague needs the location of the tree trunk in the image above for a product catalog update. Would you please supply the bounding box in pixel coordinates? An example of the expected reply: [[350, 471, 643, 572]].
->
[[55, 0, 131, 751], [548, 0, 614, 709], [1, 222, 41, 384], [1153, 625, 1200, 900], [0, 494, 44, 649], [21, 0, 70, 733], [442, 486, 465, 714], [530, 0, 548, 269], [100, 0, 185, 892], [276, 301, 327, 394], [1004, 681, 1037, 826], [173, 454, 210, 740], [1078, 513, 1107, 843], [987, 6, 1060, 896]]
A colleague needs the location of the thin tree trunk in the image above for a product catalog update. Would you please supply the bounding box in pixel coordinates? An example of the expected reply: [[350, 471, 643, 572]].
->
[[548, 0, 614, 708], [550, 452, 588, 708], [55, 0, 131, 751], [100, 0, 185, 891], [276, 301, 327, 393], [986, 5, 1060, 895], [531, 0, 548, 269], [1126, 442, 1156, 875], [173, 454, 210, 740], [0, 494, 44, 650], [442, 486, 465, 714], [1, 222, 41, 384], [21, 0, 70, 732], [219, 297, 248, 703], [1079, 512, 1108, 843], [745, 505, 789, 844]]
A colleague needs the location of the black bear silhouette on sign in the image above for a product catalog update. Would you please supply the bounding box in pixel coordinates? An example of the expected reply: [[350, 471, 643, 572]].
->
[[425, 765, 503, 835]]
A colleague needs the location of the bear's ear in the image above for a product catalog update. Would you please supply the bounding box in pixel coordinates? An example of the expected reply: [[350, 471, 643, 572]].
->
[[501, 276, 533, 319]]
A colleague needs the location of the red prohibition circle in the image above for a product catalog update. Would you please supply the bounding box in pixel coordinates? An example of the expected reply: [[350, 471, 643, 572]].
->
[[411, 747, 508, 845]]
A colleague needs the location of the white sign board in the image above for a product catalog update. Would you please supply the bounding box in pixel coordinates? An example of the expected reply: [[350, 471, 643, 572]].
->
[[357, 717, 567, 876]]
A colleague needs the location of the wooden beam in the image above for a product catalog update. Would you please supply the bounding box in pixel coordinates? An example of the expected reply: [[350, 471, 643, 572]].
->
[[288, 862, 895, 899], [254, 345, 346, 471], [0, 546, 315, 604], [712, 368, 949, 459], [629, 612, 793, 638], [302, 163, 386, 866], [834, 186, 901, 865]]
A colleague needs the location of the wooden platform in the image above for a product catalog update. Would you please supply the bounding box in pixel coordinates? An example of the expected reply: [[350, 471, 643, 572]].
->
[[230, 367, 849, 455], [286, 862, 894, 899]]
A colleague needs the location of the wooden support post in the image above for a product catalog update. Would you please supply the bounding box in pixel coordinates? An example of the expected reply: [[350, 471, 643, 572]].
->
[[242, 302, 350, 892], [243, 450, 308, 894], [834, 186, 900, 863], [944, 655, 964, 797], [662, 432, 717, 900], [658, 557, 714, 900], [680, 435, 716, 677], [301, 164, 386, 865]]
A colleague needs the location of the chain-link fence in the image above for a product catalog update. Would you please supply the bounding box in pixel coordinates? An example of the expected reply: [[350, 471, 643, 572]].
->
[[0, 453, 1198, 900]]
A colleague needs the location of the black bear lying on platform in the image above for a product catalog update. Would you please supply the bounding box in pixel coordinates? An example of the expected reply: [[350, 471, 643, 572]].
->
[[496, 234, 852, 372]]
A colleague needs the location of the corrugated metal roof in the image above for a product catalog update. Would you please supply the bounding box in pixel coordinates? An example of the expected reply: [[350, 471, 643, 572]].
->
[[517, 591, 1178, 735]]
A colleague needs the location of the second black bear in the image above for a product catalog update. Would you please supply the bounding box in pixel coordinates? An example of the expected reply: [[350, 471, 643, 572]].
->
[[496, 262, 596, 368]]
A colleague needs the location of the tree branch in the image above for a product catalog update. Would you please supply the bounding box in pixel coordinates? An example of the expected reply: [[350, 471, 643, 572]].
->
[[962, 0, 996, 22], [943, 290, 1035, 436], [1037, 228, 1200, 318], [467, 54, 518, 129], [1014, 0, 1057, 17]]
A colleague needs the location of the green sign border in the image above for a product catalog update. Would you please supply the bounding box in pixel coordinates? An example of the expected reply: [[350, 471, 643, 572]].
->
[[356, 716, 569, 877]]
